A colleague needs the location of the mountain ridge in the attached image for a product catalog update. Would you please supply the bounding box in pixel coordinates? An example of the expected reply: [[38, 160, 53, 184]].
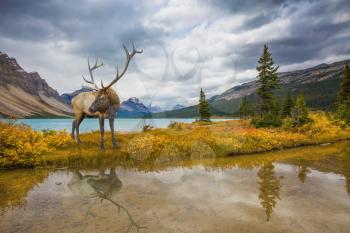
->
[[1, 50, 348, 119], [153, 59, 350, 118], [0, 51, 72, 118]]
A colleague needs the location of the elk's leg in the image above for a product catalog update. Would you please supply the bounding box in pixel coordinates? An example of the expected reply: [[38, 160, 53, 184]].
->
[[71, 120, 76, 139], [108, 105, 119, 148], [110, 167, 116, 176], [109, 117, 119, 148], [75, 113, 85, 144], [99, 114, 105, 150]]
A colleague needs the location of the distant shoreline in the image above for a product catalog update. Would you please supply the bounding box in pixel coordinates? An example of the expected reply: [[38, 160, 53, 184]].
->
[[1, 116, 236, 120]]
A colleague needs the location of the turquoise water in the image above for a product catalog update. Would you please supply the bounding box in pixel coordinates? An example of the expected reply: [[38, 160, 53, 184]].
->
[[16, 118, 231, 133]]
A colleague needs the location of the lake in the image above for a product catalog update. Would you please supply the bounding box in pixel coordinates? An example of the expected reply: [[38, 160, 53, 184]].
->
[[15, 118, 231, 132], [0, 141, 350, 233]]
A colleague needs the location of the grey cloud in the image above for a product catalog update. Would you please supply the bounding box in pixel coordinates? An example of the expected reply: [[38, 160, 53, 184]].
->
[[1, 0, 350, 107], [206, 0, 302, 14], [214, 0, 350, 72], [0, 0, 165, 61]]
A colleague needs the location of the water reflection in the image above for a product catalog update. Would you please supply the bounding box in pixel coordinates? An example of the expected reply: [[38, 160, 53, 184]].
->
[[0, 141, 350, 232], [284, 143, 350, 197], [297, 161, 310, 184], [68, 168, 145, 233], [257, 162, 282, 221], [0, 169, 49, 212], [339, 149, 350, 196]]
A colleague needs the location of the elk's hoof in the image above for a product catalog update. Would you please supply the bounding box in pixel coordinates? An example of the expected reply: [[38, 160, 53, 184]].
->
[[113, 143, 120, 149], [100, 145, 106, 151]]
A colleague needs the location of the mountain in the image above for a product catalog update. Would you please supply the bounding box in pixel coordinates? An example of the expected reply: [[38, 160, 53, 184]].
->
[[60, 86, 94, 105], [172, 104, 185, 110], [0, 51, 72, 118], [118, 97, 151, 118], [147, 104, 164, 113], [153, 59, 350, 118], [147, 104, 185, 113]]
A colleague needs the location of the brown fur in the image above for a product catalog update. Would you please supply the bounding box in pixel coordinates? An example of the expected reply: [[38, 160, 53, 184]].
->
[[71, 89, 120, 118]]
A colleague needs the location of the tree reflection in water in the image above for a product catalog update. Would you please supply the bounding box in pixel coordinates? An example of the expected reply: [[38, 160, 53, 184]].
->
[[257, 162, 282, 221], [67, 168, 145, 233], [340, 146, 350, 197], [297, 161, 310, 184]]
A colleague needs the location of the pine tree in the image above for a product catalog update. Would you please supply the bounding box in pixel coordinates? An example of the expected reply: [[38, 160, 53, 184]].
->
[[199, 88, 211, 121], [337, 97, 350, 124], [270, 96, 281, 117], [239, 96, 249, 119], [336, 65, 350, 125], [337, 64, 350, 105], [256, 45, 279, 115], [292, 95, 310, 126], [281, 91, 294, 118]]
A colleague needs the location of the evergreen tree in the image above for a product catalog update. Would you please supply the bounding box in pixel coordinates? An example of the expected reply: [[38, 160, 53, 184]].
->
[[239, 96, 249, 119], [336, 65, 350, 125], [256, 45, 279, 115], [337, 97, 350, 124], [337, 64, 350, 105], [281, 91, 294, 118], [250, 103, 257, 118], [292, 95, 310, 126], [199, 88, 211, 121], [270, 96, 281, 117]]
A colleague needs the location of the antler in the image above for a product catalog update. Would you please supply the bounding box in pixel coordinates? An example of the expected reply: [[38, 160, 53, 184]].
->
[[102, 42, 143, 90], [82, 57, 103, 90]]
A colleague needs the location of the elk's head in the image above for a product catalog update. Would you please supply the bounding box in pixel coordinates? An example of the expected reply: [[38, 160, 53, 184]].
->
[[88, 90, 111, 113], [82, 43, 143, 113]]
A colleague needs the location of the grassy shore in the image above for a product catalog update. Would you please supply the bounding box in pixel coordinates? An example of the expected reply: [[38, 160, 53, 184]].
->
[[1, 112, 350, 168]]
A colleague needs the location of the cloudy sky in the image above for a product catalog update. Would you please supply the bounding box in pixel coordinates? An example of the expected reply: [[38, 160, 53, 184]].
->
[[1, 0, 350, 108]]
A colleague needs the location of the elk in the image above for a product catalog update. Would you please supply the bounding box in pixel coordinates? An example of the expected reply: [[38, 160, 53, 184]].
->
[[71, 43, 143, 150]]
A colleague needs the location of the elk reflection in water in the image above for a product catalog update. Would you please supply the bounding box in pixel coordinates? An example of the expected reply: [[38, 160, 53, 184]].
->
[[67, 168, 145, 233]]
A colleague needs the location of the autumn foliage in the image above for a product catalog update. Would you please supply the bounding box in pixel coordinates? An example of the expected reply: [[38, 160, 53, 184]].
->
[[1, 112, 350, 168], [116, 113, 350, 161], [0, 120, 73, 168]]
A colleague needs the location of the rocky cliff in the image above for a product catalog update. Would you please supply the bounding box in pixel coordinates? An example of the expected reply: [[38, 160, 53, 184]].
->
[[0, 51, 72, 118]]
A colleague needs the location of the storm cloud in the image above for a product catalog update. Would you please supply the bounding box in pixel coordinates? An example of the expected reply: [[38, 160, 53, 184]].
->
[[1, 0, 349, 107]]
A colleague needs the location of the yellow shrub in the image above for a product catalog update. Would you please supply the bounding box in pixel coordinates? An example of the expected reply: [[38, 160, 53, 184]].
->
[[296, 113, 344, 141], [3, 111, 349, 168], [0, 121, 73, 168]]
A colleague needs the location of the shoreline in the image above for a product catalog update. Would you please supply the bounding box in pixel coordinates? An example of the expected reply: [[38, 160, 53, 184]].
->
[[2, 114, 350, 169], [2, 139, 349, 171]]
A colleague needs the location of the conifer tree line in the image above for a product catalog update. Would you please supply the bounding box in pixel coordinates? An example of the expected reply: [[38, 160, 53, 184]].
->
[[336, 64, 350, 124], [239, 44, 339, 128], [200, 44, 350, 126]]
